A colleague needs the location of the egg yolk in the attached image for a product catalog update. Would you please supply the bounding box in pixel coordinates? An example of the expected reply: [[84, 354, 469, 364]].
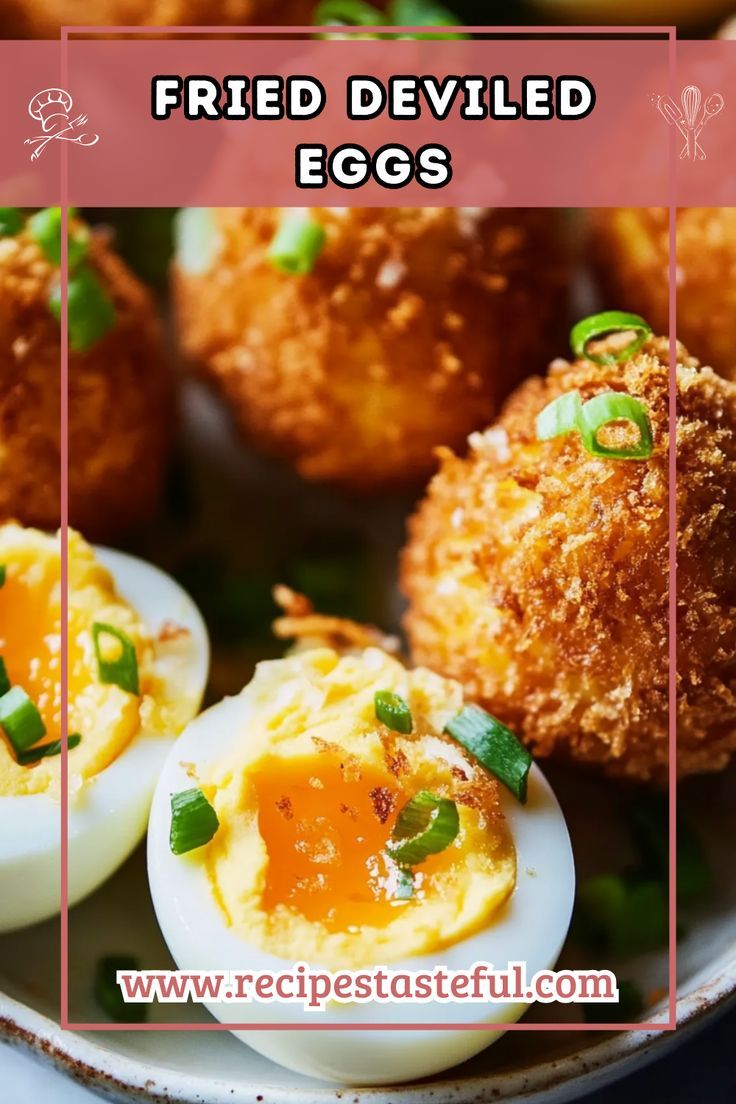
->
[[0, 559, 86, 745], [253, 752, 456, 932]]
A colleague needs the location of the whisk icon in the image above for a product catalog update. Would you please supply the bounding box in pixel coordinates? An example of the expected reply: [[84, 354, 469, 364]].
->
[[655, 84, 724, 161]]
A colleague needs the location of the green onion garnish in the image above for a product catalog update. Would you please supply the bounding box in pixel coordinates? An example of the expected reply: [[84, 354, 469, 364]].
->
[[571, 311, 652, 366], [536, 391, 653, 460], [94, 954, 145, 1023], [583, 979, 644, 1024], [0, 564, 5, 587], [268, 214, 326, 275], [444, 704, 532, 804], [92, 623, 140, 695], [394, 864, 415, 899], [0, 657, 10, 697], [49, 265, 116, 352], [536, 391, 583, 441], [374, 690, 413, 735], [18, 732, 81, 766], [170, 788, 220, 855], [579, 392, 654, 459], [314, 0, 383, 25], [390, 0, 464, 37], [27, 207, 89, 269], [387, 791, 459, 866], [0, 208, 22, 237], [0, 686, 47, 753]]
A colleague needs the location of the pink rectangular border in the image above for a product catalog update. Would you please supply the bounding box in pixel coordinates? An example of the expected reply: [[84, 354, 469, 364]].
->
[[58, 23, 679, 1035]]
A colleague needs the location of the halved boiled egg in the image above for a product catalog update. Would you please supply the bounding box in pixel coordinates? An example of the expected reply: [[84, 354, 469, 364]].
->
[[148, 646, 574, 1085], [0, 524, 209, 931]]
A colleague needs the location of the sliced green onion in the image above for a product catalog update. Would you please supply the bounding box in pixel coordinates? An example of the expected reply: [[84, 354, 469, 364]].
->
[[0, 657, 10, 697], [94, 954, 145, 1023], [314, 0, 383, 25], [389, 0, 465, 37], [536, 391, 583, 441], [583, 979, 644, 1024], [387, 791, 459, 866], [17, 732, 81, 765], [27, 207, 88, 269], [0, 686, 47, 753], [170, 787, 220, 855], [0, 208, 22, 237], [444, 704, 532, 804], [374, 690, 413, 735], [571, 311, 652, 366], [27, 208, 60, 260], [175, 207, 220, 277], [92, 623, 140, 695], [0, 564, 5, 587], [268, 214, 326, 275], [393, 864, 414, 899], [574, 874, 668, 954], [579, 392, 654, 459], [536, 390, 653, 461], [49, 265, 116, 352]]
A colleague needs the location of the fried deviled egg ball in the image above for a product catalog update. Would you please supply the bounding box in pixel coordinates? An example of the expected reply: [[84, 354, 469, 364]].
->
[[0, 524, 208, 931], [591, 208, 736, 381], [0, 0, 314, 38], [0, 208, 171, 539], [402, 327, 736, 783], [173, 207, 568, 491], [149, 644, 573, 1083]]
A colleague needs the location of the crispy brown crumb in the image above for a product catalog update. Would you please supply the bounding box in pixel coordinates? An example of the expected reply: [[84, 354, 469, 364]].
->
[[157, 620, 191, 642], [383, 747, 410, 778], [275, 796, 293, 821], [369, 786, 396, 824], [273, 585, 400, 654]]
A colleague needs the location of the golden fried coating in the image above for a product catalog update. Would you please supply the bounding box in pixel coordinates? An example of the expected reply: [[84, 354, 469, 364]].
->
[[0, 0, 314, 37], [174, 207, 568, 491], [0, 223, 170, 539], [591, 208, 736, 382], [402, 337, 736, 782]]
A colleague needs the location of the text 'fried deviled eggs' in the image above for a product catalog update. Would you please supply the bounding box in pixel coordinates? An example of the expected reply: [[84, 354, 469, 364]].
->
[[148, 646, 574, 1084], [0, 524, 209, 931]]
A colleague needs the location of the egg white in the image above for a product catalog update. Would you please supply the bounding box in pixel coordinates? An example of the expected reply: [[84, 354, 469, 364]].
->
[[148, 687, 574, 1085], [0, 548, 209, 933]]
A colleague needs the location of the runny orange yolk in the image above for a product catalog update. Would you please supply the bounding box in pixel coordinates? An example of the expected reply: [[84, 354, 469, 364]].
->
[[253, 752, 456, 932], [0, 559, 86, 746]]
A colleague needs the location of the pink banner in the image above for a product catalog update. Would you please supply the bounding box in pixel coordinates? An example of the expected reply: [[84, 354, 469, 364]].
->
[[0, 36, 733, 206]]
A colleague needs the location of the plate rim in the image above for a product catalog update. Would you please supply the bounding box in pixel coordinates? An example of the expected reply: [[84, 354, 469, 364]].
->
[[1, 949, 735, 1104]]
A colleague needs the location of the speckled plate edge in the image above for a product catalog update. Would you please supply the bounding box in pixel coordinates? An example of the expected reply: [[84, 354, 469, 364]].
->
[[1, 951, 735, 1104]]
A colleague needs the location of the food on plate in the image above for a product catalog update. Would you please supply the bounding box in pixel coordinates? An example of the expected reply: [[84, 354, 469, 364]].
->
[[0, 207, 171, 539], [402, 313, 736, 782], [148, 623, 574, 1083], [173, 206, 568, 491], [590, 208, 736, 381], [0, 523, 208, 931], [0, 0, 315, 37]]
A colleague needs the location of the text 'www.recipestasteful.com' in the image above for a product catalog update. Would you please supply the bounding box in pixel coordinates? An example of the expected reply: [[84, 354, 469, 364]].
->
[[115, 961, 620, 1012]]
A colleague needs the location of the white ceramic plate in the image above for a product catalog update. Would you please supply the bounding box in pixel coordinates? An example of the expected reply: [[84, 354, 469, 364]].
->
[[1, 763, 734, 1104]]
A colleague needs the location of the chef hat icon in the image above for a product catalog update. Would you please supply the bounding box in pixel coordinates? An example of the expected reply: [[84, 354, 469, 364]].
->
[[28, 88, 73, 132]]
